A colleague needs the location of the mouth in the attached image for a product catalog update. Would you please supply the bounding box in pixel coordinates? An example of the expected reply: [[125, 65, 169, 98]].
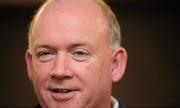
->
[[48, 88, 80, 101], [51, 88, 78, 93]]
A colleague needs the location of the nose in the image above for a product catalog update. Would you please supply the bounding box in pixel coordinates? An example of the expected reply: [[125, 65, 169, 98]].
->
[[50, 51, 73, 80]]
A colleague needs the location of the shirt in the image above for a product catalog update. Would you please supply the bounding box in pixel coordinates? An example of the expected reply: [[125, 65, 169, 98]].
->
[[111, 96, 124, 108], [111, 96, 119, 108]]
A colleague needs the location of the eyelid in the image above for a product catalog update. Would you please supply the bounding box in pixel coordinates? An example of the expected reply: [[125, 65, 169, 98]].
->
[[72, 48, 89, 54], [35, 49, 56, 62], [71, 48, 90, 61], [37, 50, 53, 56]]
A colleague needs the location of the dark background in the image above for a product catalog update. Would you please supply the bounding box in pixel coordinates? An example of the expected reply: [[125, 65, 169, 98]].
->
[[0, 0, 179, 107]]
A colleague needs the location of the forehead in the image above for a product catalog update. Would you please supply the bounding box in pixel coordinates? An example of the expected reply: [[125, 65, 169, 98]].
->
[[31, 0, 109, 49], [33, 0, 108, 31], [41, 0, 105, 17]]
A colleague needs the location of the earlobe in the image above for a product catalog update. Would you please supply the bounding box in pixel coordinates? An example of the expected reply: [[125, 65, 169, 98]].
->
[[112, 47, 128, 83], [25, 50, 33, 81]]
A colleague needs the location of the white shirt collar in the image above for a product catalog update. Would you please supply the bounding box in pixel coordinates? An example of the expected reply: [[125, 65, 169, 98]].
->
[[111, 96, 119, 108]]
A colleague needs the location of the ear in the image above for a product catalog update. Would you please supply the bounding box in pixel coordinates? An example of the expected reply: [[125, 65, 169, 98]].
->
[[25, 50, 33, 81], [112, 47, 128, 83]]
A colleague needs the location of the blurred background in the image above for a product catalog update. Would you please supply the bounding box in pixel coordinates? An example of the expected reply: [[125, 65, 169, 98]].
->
[[0, 0, 179, 107]]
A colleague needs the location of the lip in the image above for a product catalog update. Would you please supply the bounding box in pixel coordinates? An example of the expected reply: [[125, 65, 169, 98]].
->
[[48, 87, 79, 101]]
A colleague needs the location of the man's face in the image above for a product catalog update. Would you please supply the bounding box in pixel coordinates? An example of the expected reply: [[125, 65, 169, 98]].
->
[[25, 1, 124, 108]]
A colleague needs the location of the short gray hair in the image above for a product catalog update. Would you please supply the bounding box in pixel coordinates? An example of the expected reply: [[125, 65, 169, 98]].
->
[[96, 0, 121, 49], [28, 0, 121, 51]]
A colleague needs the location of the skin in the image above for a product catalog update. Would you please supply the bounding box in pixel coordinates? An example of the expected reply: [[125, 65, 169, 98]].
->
[[25, 0, 127, 108]]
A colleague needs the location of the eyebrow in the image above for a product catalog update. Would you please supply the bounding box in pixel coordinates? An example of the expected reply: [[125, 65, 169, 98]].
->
[[69, 42, 87, 48], [34, 42, 90, 50], [34, 45, 57, 52]]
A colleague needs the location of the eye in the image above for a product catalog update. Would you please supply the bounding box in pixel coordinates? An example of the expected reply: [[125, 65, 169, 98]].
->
[[36, 50, 56, 62], [73, 50, 87, 56], [71, 48, 89, 61]]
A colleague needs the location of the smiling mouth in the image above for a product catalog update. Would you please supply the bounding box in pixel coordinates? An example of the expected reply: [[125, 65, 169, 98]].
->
[[49, 88, 79, 101], [51, 88, 78, 93]]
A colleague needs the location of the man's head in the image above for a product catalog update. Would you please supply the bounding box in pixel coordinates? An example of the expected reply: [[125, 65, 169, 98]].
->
[[25, 0, 127, 108]]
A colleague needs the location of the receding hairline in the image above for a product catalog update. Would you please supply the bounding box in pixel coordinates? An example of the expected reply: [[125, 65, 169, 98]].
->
[[28, 0, 121, 51]]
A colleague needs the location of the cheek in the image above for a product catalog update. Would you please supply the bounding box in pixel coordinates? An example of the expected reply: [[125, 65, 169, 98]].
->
[[71, 57, 112, 88], [31, 59, 54, 84], [95, 60, 112, 86]]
